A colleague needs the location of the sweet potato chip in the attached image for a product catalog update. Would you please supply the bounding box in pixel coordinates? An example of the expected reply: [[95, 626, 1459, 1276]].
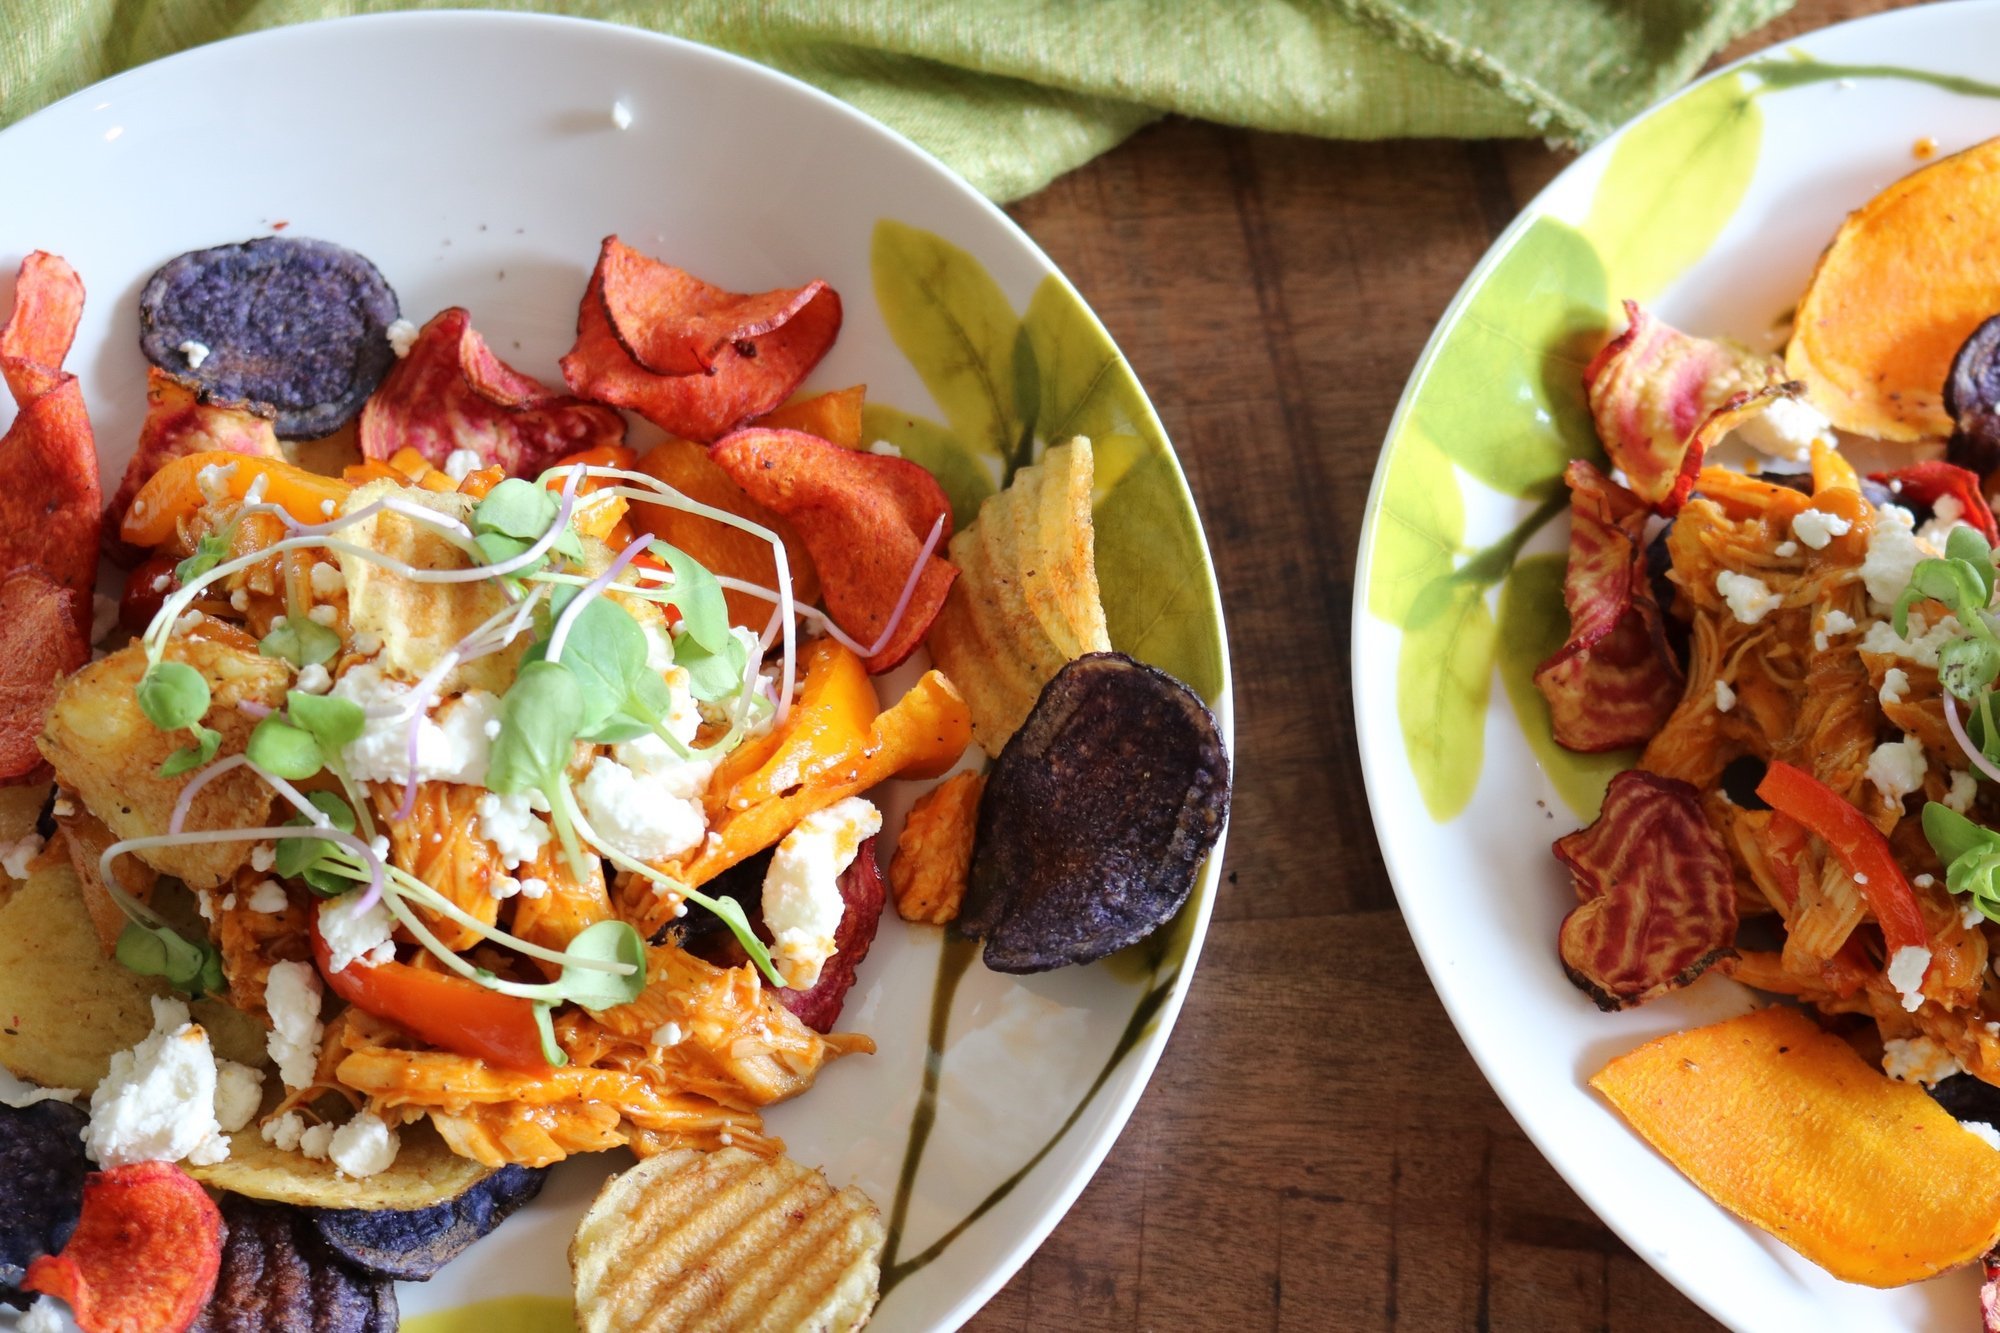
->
[[753, 385, 867, 448], [0, 571, 86, 785], [1872, 459, 2000, 544], [1586, 300, 1785, 511], [1592, 1006, 2000, 1286], [560, 238, 842, 443], [628, 437, 820, 628], [1533, 460, 1683, 753], [358, 307, 624, 477], [107, 369, 281, 541], [597, 241, 827, 376], [23, 1160, 223, 1333], [0, 252, 100, 629], [711, 427, 955, 672], [1553, 768, 1735, 1009]]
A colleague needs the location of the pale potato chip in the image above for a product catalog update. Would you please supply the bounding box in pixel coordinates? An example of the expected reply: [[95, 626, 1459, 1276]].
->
[[929, 438, 1111, 755], [0, 858, 265, 1091], [0, 781, 48, 910], [571, 1147, 884, 1333], [189, 1112, 491, 1211]]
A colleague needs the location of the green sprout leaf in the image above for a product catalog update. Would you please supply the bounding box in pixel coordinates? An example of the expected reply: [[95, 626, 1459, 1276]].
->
[[687, 891, 786, 989], [287, 691, 365, 752], [136, 660, 210, 731], [549, 920, 648, 1010], [1923, 801, 2000, 924], [115, 920, 225, 997], [1942, 637, 2000, 703], [247, 714, 324, 781], [175, 532, 233, 586], [158, 723, 222, 778], [260, 618, 340, 668], [648, 543, 732, 655], [674, 629, 749, 703], [489, 660, 589, 879], [1948, 525, 1997, 603], [475, 479, 559, 539], [276, 791, 359, 894], [531, 1003, 568, 1066]]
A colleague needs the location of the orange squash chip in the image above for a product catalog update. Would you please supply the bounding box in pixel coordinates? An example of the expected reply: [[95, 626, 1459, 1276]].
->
[[711, 427, 956, 673], [1592, 1006, 2000, 1287], [23, 1160, 224, 1333], [107, 368, 282, 542], [560, 237, 842, 443], [752, 385, 867, 448], [360, 306, 625, 477]]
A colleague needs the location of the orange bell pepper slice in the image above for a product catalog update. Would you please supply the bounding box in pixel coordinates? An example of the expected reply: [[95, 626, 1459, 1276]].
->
[[312, 918, 550, 1072], [1810, 437, 1861, 495], [705, 639, 879, 818], [341, 459, 407, 486], [1592, 1006, 2000, 1286], [122, 449, 352, 548]]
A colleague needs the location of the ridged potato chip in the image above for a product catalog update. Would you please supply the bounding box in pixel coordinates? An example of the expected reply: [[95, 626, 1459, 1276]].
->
[[928, 438, 1111, 755], [570, 1147, 883, 1333]]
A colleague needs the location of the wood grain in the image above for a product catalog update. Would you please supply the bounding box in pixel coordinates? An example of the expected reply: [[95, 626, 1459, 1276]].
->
[[970, 2, 1909, 1328]]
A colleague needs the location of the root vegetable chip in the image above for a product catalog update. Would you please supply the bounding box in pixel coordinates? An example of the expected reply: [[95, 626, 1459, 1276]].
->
[[0, 570, 87, 785], [1532, 460, 1683, 753], [1871, 459, 2000, 544], [1553, 768, 1736, 1009], [0, 252, 101, 630], [628, 437, 820, 628], [753, 385, 867, 448], [0, 1101, 88, 1308], [190, 1195, 396, 1333], [1585, 301, 1785, 511], [781, 837, 884, 1033], [357, 307, 625, 477], [560, 237, 842, 442], [23, 1160, 223, 1333], [139, 237, 399, 439], [712, 427, 956, 672], [889, 771, 984, 925], [311, 1164, 547, 1282], [107, 369, 281, 540], [1592, 1006, 2000, 1286]]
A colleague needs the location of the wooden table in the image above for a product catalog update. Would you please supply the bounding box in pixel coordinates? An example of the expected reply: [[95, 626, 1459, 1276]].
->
[[970, 2, 1912, 1327]]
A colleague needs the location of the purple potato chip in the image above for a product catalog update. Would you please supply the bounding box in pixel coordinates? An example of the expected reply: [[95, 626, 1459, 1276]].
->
[[188, 1195, 395, 1333], [138, 237, 399, 439], [0, 1100, 88, 1309], [310, 1164, 546, 1282], [961, 652, 1230, 973]]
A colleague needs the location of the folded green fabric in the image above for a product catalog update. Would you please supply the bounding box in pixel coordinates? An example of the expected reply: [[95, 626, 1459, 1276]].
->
[[3, 0, 1793, 201]]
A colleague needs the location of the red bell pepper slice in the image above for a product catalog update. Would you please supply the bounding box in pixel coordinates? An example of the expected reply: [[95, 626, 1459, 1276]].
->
[[1756, 762, 1932, 962], [311, 917, 550, 1073]]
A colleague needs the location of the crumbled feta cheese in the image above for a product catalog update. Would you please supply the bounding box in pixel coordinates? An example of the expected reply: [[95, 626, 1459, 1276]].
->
[[1862, 505, 1934, 605], [1774, 540, 1799, 558], [300, 1121, 335, 1160], [1949, 768, 1979, 814], [228, 587, 251, 614], [762, 797, 881, 989], [330, 664, 499, 786], [1966, 900, 1987, 929], [490, 874, 521, 900], [386, 318, 419, 358], [352, 630, 384, 655], [443, 448, 484, 482], [369, 834, 391, 861], [173, 609, 204, 635], [264, 960, 324, 1090], [1733, 394, 1834, 462], [247, 878, 290, 914], [1880, 666, 1911, 708], [1882, 1034, 1963, 1085], [178, 339, 211, 370], [1791, 507, 1853, 551], [318, 894, 398, 973], [577, 757, 708, 862], [2, 831, 44, 879], [476, 790, 552, 869], [195, 460, 238, 502], [1918, 494, 1970, 550], [1713, 680, 1736, 713], [1916, 873, 1937, 889], [611, 99, 634, 129], [1866, 734, 1927, 806], [309, 561, 346, 598], [51, 795, 74, 818], [262, 1110, 307, 1153], [483, 717, 502, 740], [1860, 611, 1961, 668], [19, 1296, 64, 1333], [220, 892, 237, 911], [518, 877, 548, 900], [328, 1112, 401, 1178], [294, 661, 332, 694], [213, 1060, 264, 1134], [1888, 944, 1932, 1011], [1821, 609, 1856, 639], [307, 603, 339, 627], [1964, 1121, 2000, 1150], [1715, 570, 1781, 625], [84, 997, 229, 1167], [867, 440, 903, 458], [650, 1022, 684, 1048]]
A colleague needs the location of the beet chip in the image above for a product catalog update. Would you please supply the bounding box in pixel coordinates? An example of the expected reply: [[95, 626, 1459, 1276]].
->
[[108, 369, 282, 541], [560, 237, 842, 443], [0, 1100, 89, 1308], [1871, 460, 2000, 545], [23, 1160, 223, 1333], [1553, 768, 1737, 1011], [358, 307, 625, 477], [711, 427, 955, 672], [0, 252, 101, 631], [778, 836, 886, 1033], [189, 1196, 395, 1333], [1533, 460, 1684, 753], [1585, 300, 1787, 512], [0, 570, 88, 784]]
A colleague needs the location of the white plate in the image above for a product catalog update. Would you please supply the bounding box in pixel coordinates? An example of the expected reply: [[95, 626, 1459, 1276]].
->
[[0, 13, 1231, 1331], [1355, 5, 2000, 1329]]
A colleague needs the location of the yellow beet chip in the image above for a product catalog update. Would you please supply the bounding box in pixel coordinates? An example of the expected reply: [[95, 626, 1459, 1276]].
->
[[1592, 1006, 2000, 1286]]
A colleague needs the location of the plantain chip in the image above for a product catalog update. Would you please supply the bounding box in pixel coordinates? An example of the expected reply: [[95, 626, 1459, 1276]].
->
[[928, 437, 1111, 755], [570, 1147, 883, 1333]]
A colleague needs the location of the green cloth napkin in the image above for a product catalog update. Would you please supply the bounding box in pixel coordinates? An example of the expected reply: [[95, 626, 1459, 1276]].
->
[[3, 0, 1793, 201]]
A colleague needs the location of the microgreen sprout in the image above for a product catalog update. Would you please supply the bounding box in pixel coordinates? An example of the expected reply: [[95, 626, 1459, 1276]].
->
[[1896, 526, 2000, 778], [1922, 801, 2000, 925]]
